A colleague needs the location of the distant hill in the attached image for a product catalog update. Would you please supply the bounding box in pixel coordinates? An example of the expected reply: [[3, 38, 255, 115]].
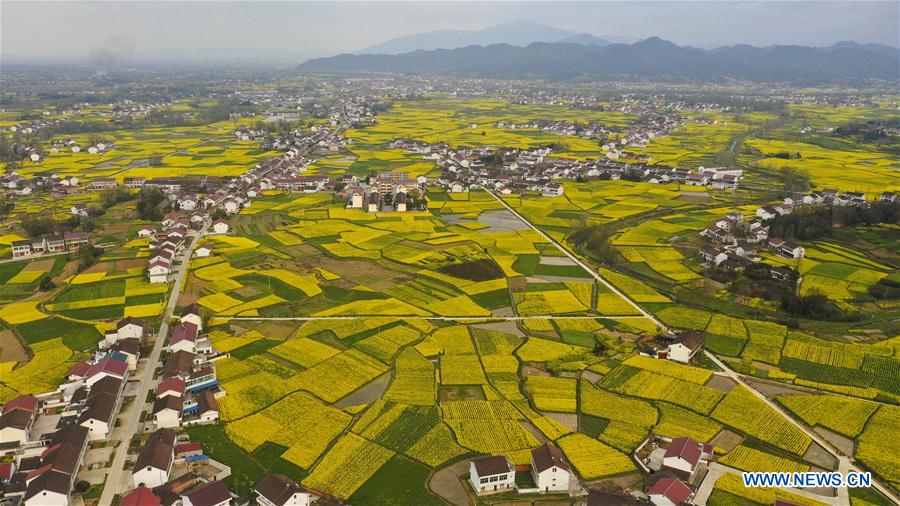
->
[[301, 37, 899, 83], [359, 21, 580, 54], [559, 33, 610, 46]]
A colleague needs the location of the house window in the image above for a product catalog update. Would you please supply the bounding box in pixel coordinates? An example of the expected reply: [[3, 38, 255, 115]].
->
[[479, 478, 489, 484], [489, 476, 498, 482]]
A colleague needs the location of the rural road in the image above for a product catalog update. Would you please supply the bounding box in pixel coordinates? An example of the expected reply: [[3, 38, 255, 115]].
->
[[485, 189, 665, 327], [226, 315, 651, 321], [98, 222, 208, 505], [489, 188, 896, 503], [704, 351, 896, 503]]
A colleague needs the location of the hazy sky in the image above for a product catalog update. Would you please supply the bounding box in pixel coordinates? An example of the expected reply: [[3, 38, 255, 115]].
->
[[2, 1, 898, 63]]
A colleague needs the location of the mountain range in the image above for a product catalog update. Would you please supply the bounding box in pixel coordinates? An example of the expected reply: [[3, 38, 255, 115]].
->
[[358, 21, 623, 54], [301, 36, 899, 83]]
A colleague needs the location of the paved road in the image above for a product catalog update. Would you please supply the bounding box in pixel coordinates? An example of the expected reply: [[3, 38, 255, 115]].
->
[[704, 351, 896, 503], [226, 314, 651, 321], [491, 188, 896, 503], [486, 189, 665, 327], [98, 223, 207, 505]]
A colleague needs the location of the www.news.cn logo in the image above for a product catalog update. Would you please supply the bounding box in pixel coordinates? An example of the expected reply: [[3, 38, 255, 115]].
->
[[742, 472, 872, 489]]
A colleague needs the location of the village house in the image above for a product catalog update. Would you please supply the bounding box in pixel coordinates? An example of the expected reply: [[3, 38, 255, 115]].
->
[[542, 182, 564, 197], [469, 455, 515, 494], [76, 376, 124, 441], [755, 205, 778, 221], [152, 395, 183, 429], [647, 477, 693, 506], [138, 225, 157, 238], [781, 241, 806, 259], [181, 303, 203, 331], [22, 425, 89, 506], [156, 377, 187, 399], [195, 244, 213, 258], [121, 486, 162, 506], [111, 338, 141, 371], [661, 437, 713, 480], [169, 322, 200, 354], [0, 395, 39, 446], [116, 317, 144, 340], [181, 480, 232, 506], [698, 246, 728, 266], [132, 428, 175, 489], [255, 473, 315, 506], [530, 443, 570, 493], [212, 219, 230, 234], [148, 258, 171, 284], [83, 355, 128, 389], [658, 331, 703, 364]]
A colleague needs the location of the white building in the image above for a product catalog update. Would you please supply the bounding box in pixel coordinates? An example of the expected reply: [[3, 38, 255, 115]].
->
[[530, 443, 571, 493], [212, 219, 229, 234], [182, 481, 232, 506], [255, 473, 314, 506], [469, 455, 515, 495], [132, 428, 175, 489], [648, 477, 693, 506]]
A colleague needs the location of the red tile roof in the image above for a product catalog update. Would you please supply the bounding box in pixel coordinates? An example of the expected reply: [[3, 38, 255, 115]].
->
[[648, 478, 692, 504], [121, 486, 162, 506], [85, 356, 128, 379], [170, 322, 199, 345], [2, 395, 38, 414], [156, 377, 186, 396], [664, 437, 701, 466]]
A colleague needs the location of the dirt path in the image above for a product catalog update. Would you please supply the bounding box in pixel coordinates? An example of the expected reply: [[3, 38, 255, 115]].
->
[[429, 460, 471, 506]]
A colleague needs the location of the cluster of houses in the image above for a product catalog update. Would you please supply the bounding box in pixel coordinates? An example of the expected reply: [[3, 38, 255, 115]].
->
[[144, 211, 226, 284], [119, 304, 319, 506], [0, 317, 148, 505], [124, 462, 316, 506], [468, 443, 572, 496], [11, 231, 89, 259], [699, 210, 804, 276], [391, 138, 743, 197], [152, 305, 221, 430], [3, 172, 85, 196], [468, 437, 716, 506], [252, 123, 347, 158], [637, 436, 717, 506], [344, 171, 424, 212]]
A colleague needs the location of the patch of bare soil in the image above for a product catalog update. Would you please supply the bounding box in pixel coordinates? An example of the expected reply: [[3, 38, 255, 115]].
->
[[522, 365, 550, 377], [706, 375, 737, 393], [315, 257, 410, 291], [803, 440, 839, 471], [522, 420, 549, 444], [439, 385, 486, 402], [51, 260, 79, 284], [429, 460, 471, 506], [813, 426, 854, 457], [745, 378, 807, 399], [471, 320, 524, 337], [177, 292, 200, 306], [710, 429, 743, 452], [581, 370, 603, 384], [82, 262, 108, 274], [332, 372, 391, 409], [0, 330, 28, 362], [584, 472, 645, 493], [248, 320, 302, 340], [544, 411, 578, 431], [23, 259, 55, 272], [111, 258, 146, 271]]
